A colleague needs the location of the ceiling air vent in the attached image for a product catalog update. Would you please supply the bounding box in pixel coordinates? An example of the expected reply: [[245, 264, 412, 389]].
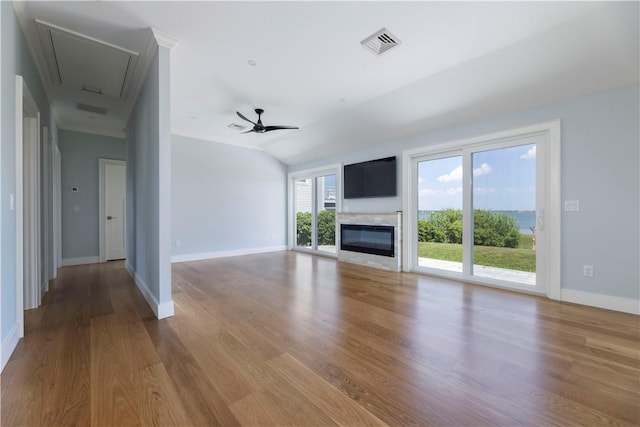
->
[[77, 103, 107, 115], [361, 28, 401, 56], [228, 123, 246, 131]]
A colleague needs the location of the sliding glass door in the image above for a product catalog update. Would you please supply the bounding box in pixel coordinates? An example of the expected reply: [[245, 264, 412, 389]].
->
[[411, 132, 548, 293], [471, 143, 536, 285], [292, 169, 339, 254], [417, 155, 464, 273], [295, 178, 313, 250]]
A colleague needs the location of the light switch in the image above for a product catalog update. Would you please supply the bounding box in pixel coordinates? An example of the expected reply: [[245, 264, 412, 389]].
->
[[564, 200, 579, 211], [10, 193, 15, 211], [74, 205, 80, 213]]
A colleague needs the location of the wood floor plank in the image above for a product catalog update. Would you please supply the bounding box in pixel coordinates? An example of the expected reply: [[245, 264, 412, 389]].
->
[[137, 363, 191, 427], [268, 352, 388, 426], [229, 391, 296, 427], [2, 254, 639, 426], [90, 314, 141, 426], [166, 311, 256, 405], [143, 318, 241, 427]]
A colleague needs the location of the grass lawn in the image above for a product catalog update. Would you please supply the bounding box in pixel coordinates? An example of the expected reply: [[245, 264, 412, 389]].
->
[[418, 234, 536, 272]]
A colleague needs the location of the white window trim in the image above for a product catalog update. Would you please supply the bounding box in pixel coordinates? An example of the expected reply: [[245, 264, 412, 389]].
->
[[402, 120, 561, 300], [287, 164, 342, 253]]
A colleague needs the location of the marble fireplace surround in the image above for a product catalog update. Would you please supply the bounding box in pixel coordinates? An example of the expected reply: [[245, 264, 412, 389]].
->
[[336, 211, 402, 272]]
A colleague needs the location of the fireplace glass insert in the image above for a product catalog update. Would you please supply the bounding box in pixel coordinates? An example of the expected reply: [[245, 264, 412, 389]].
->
[[340, 224, 394, 257]]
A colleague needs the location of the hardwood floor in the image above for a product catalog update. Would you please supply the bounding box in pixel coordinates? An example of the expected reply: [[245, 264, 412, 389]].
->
[[2, 251, 639, 426]]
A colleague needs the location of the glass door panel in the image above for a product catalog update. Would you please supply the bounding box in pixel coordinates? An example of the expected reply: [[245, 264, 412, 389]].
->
[[317, 174, 336, 254], [295, 178, 312, 249], [294, 174, 337, 253], [471, 143, 536, 285], [417, 155, 464, 273]]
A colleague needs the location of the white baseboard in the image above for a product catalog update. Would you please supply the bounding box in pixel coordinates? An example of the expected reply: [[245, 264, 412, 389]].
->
[[171, 245, 287, 263], [125, 264, 174, 320], [125, 261, 134, 275], [1, 322, 21, 373], [157, 300, 175, 319], [561, 289, 639, 315], [61, 256, 99, 266]]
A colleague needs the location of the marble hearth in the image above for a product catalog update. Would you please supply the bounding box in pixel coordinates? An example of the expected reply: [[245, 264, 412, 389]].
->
[[336, 212, 402, 271]]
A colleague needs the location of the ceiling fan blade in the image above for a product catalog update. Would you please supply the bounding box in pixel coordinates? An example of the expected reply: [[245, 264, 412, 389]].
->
[[236, 111, 257, 125], [240, 128, 256, 134], [264, 125, 299, 132]]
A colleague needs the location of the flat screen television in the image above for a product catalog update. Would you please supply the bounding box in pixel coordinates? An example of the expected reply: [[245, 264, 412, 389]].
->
[[343, 156, 396, 199]]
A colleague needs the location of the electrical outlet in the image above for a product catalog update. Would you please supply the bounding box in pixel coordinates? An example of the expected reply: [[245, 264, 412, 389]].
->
[[175, 240, 182, 247], [583, 265, 593, 277]]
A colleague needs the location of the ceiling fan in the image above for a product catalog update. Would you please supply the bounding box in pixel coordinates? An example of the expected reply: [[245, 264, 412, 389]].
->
[[236, 108, 299, 134]]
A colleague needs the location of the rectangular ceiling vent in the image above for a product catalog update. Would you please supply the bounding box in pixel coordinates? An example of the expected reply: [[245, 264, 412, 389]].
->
[[361, 28, 401, 56], [228, 123, 247, 131], [77, 103, 107, 115]]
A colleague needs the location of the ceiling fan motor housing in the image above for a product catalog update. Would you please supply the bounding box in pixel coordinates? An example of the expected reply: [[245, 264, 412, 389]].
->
[[236, 108, 299, 134]]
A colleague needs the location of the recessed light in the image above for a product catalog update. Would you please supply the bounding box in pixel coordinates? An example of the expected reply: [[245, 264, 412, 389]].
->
[[190, 116, 197, 120], [248, 60, 256, 66], [339, 98, 346, 103]]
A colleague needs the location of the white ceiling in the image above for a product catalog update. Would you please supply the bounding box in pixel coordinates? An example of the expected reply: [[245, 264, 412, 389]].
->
[[19, 1, 640, 165]]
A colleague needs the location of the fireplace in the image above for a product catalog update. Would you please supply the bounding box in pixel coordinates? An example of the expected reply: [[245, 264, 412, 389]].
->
[[340, 224, 395, 258]]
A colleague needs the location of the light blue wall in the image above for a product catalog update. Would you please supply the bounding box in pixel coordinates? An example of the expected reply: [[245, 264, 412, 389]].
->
[[171, 135, 287, 256], [58, 129, 125, 260], [126, 45, 172, 310], [290, 83, 640, 301], [1, 2, 56, 347]]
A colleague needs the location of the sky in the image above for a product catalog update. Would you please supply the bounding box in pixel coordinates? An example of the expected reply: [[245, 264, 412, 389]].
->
[[418, 143, 536, 211]]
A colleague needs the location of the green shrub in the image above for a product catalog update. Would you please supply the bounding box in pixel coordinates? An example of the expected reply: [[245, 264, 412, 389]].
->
[[296, 211, 311, 246], [418, 220, 445, 243], [473, 210, 520, 248], [417, 209, 520, 248], [425, 209, 463, 244], [296, 210, 336, 246], [317, 210, 335, 245]]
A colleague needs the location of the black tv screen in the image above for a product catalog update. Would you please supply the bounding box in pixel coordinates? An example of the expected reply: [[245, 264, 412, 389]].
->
[[344, 156, 396, 199]]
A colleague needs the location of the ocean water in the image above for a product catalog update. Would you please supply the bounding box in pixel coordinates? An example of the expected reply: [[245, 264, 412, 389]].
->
[[500, 211, 536, 234], [418, 210, 536, 235]]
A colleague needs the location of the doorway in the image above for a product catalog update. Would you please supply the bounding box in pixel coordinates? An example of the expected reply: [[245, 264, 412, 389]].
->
[[289, 165, 341, 255], [99, 159, 126, 262], [15, 76, 42, 335], [403, 121, 561, 297], [53, 145, 62, 275]]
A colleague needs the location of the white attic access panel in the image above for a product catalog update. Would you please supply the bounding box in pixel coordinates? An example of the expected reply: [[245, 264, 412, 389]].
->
[[35, 19, 138, 99]]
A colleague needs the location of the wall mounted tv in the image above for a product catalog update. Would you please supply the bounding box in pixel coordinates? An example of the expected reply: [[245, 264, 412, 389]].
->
[[344, 156, 397, 199]]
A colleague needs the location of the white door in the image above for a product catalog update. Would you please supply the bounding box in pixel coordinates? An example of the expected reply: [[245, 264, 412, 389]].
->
[[105, 163, 126, 260]]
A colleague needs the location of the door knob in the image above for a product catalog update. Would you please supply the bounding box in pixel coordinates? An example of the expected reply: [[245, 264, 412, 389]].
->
[[107, 216, 115, 220]]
